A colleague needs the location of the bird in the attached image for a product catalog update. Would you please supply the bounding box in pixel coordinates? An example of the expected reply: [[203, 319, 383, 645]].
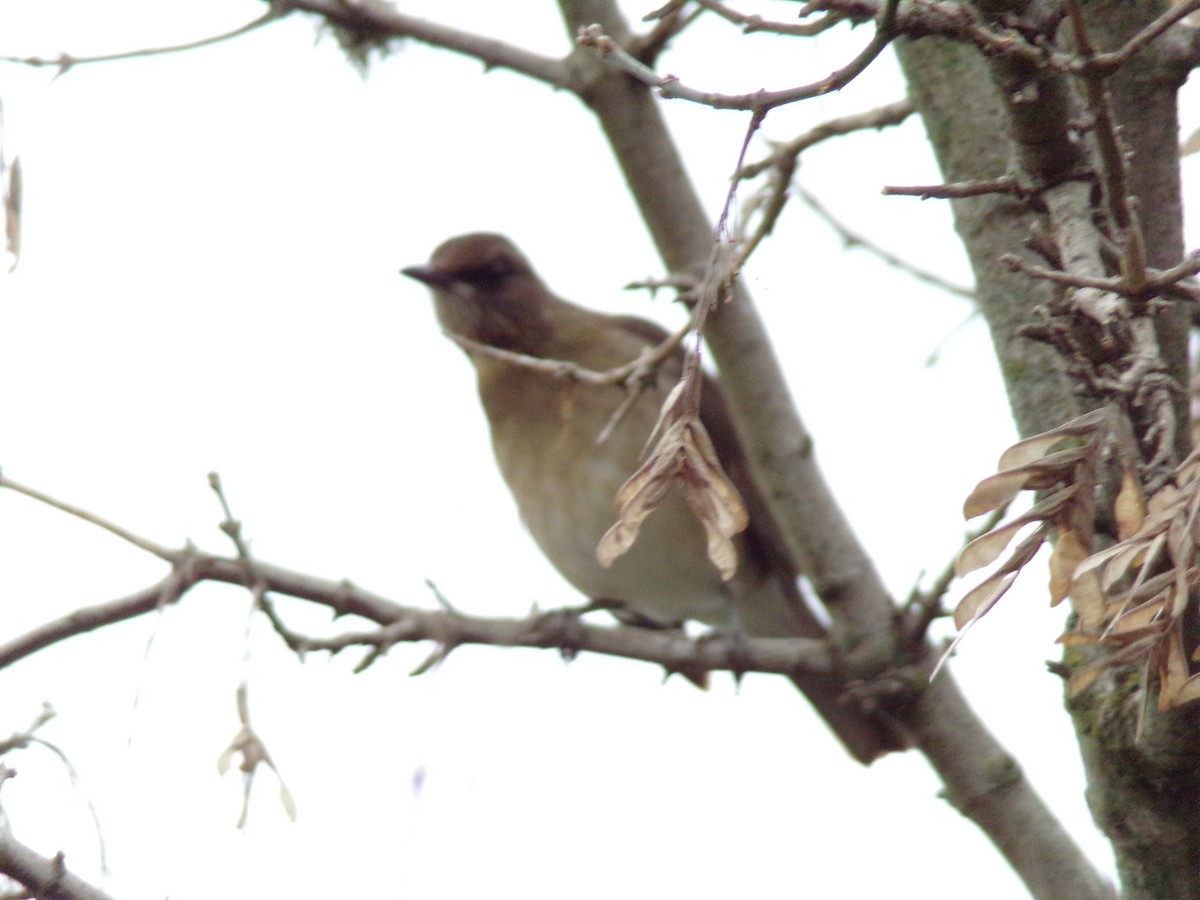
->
[[402, 232, 901, 764]]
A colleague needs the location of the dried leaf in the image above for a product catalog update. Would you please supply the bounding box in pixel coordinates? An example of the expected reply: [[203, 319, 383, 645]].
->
[[1183, 125, 1200, 156], [1159, 629, 1191, 710], [1166, 507, 1193, 571], [996, 408, 1107, 471], [597, 439, 679, 567], [1003, 522, 1052, 574], [1067, 635, 1160, 698], [597, 381, 747, 580], [956, 518, 1031, 576], [1168, 672, 1200, 706], [679, 419, 749, 580], [1100, 539, 1152, 592], [1112, 569, 1174, 609], [953, 571, 1018, 630], [4, 156, 19, 272], [1049, 530, 1087, 605], [1073, 527, 1164, 583], [963, 469, 1035, 520], [962, 449, 1087, 519], [1148, 483, 1181, 516], [1109, 599, 1166, 635], [956, 493, 1070, 577], [279, 779, 299, 822], [1057, 631, 1106, 646], [1069, 570, 1107, 630], [1114, 466, 1147, 540]]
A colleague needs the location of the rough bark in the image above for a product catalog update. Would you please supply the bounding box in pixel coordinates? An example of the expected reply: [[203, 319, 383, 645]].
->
[[899, 4, 1200, 896]]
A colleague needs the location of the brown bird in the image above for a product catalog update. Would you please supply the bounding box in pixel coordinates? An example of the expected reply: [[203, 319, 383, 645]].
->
[[403, 233, 900, 764]]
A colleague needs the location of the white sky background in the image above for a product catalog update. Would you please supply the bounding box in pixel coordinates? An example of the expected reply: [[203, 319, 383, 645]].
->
[[2, 1, 1197, 897]]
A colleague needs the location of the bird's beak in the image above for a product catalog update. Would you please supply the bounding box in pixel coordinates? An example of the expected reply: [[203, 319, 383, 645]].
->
[[401, 264, 452, 288]]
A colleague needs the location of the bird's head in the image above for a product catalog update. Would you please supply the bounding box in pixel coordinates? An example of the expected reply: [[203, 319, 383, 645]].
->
[[402, 233, 549, 351]]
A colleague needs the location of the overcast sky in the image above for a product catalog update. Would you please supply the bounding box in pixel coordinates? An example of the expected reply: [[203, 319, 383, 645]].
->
[[2, 2, 1195, 897]]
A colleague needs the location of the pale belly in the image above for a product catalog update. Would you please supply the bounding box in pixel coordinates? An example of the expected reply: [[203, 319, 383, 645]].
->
[[488, 381, 729, 627]]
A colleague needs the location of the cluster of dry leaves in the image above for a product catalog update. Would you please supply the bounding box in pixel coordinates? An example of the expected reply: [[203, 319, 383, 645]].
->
[[597, 378, 749, 581], [956, 406, 1200, 709]]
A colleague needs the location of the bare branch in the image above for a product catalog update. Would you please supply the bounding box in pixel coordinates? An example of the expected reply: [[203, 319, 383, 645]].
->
[[283, 0, 572, 88], [630, 1, 705, 63], [0, 704, 56, 756], [738, 98, 913, 180], [693, 0, 846, 37], [0, 828, 113, 900], [0, 474, 176, 561], [575, 0, 900, 112], [797, 185, 974, 300], [731, 99, 914, 269], [1086, 0, 1200, 73], [903, 504, 1009, 644], [0, 8, 281, 74], [882, 175, 1023, 200], [0, 569, 193, 670], [445, 319, 691, 391], [0, 545, 840, 684], [1063, 0, 1149, 296], [1002, 255, 1126, 293], [1003, 252, 1200, 301]]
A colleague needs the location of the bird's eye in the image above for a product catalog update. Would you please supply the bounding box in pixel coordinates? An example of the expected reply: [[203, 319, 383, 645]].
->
[[459, 260, 514, 289]]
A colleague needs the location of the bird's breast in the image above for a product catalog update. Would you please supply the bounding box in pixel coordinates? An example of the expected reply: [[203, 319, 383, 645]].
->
[[479, 366, 728, 626]]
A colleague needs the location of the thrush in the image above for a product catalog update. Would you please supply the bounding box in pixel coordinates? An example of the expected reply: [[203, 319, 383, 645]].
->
[[403, 232, 901, 764]]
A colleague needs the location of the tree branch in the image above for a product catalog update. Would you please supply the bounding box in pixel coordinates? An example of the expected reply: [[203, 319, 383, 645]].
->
[[575, 0, 900, 112], [556, 2, 1112, 896], [795, 185, 974, 300], [278, 0, 572, 89], [0, 476, 842, 683], [737, 98, 913, 179], [0, 824, 113, 900], [0, 547, 842, 682], [0, 8, 281, 73], [690, 0, 846, 37]]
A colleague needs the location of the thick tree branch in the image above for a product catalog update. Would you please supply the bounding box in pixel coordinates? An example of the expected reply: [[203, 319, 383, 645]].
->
[[278, 0, 572, 88], [0, 825, 113, 900]]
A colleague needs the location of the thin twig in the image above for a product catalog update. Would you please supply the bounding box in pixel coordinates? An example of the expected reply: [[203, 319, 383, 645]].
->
[[446, 319, 691, 389], [693, 0, 845, 36], [738, 98, 913, 180], [882, 176, 1023, 200], [1003, 252, 1200, 299], [576, 0, 899, 112], [0, 8, 281, 74], [903, 504, 1010, 643], [1063, 0, 1148, 296], [1086, 0, 1200, 73], [0, 473, 176, 561], [0, 704, 56, 755], [798, 186, 974, 300], [632, 1, 705, 63]]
